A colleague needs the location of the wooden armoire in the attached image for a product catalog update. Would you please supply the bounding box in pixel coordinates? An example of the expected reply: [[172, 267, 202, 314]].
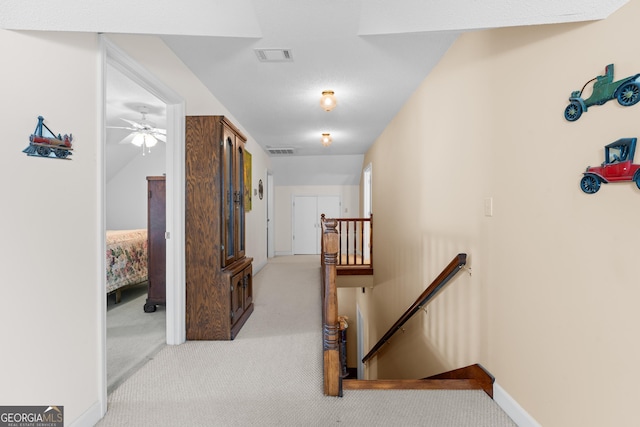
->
[[144, 176, 166, 313], [185, 116, 253, 340]]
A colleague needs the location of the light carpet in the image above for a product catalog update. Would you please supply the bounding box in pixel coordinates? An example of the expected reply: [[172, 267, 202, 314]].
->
[[106, 282, 166, 394], [98, 255, 516, 426]]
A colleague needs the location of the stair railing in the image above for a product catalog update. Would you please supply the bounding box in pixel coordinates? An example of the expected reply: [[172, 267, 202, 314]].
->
[[320, 218, 341, 396], [361, 253, 467, 363], [321, 214, 373, 274]]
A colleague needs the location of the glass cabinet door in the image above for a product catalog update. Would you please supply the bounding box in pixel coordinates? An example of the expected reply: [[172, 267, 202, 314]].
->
[[221, 123, 247, 267], [222, 131, 235, 267], [236, 143, 246, 259]]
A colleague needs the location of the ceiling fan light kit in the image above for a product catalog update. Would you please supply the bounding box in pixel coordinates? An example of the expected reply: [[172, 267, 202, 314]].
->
[[108, 105, 166, 155], [132, 133, 159, 155]]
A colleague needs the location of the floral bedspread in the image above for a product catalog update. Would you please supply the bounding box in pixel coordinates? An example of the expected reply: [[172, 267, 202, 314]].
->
[[106, 229, 148, 294]]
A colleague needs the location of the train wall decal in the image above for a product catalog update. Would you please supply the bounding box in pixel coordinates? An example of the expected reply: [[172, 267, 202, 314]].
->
[[23, 116, 73, 159]]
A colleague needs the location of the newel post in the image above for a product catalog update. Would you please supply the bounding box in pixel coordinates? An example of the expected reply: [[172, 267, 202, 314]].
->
[[322, 218, 341, 396]]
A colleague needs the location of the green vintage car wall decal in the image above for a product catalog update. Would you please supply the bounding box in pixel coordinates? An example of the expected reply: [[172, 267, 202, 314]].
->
[[564, 64, 640, 121]]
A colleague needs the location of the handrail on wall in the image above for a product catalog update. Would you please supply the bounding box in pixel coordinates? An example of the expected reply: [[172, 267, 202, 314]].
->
[[361, 253, 467, 364]]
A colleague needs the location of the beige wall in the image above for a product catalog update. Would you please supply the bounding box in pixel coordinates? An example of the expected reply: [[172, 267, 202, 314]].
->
[[0, 30, 102, 424], [363, 2, 640, 426], [0, 30, 271, 425]]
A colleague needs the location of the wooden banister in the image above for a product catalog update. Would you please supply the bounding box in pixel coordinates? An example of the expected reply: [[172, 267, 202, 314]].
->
[[342, 363, 495, 398], [424, 363, 495, 398], [321, 218, 341, 396], [322, 214, 373, 275], [361, 253, 467, 363]]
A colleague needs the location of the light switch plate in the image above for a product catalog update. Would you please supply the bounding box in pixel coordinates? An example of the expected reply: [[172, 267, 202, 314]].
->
[[484, 197, 493, 217]]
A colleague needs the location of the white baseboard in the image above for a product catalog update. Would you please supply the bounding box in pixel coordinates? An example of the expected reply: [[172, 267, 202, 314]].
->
[[68, 400, 103, 427], [253, 259, 268, 275], [275, 251, 293, 256], [493, 382, 541, 427]]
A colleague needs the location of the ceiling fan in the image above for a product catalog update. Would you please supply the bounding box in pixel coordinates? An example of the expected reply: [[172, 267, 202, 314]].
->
[[109, 106, 166, 154]]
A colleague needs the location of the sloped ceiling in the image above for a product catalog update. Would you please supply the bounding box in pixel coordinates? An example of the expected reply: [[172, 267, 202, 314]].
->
[[1, 0, 628, 158], [105, 64, 166, 182]]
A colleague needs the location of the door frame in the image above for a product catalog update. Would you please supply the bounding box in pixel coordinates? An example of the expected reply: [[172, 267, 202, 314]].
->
[[100, 36, 186, 410], [357, 304, 364, 380], [363, 163, 372, 218], [363, 163, 372, 259], [267, 172, 275, 258]]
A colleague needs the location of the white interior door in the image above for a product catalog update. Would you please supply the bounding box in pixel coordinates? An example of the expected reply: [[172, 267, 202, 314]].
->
[[293, 196, 318, 254], [293, 195, 340, 254], [318, 195, 341, 218]]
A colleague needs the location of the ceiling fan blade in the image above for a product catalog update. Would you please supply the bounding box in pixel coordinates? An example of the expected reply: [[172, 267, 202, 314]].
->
[[121, 118, 146, 130], [118, 133, 136, 145], [111, 111, 167, 146]]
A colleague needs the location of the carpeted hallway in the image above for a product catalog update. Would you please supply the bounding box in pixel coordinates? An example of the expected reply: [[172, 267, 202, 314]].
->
[[97, 255, 516, 426]]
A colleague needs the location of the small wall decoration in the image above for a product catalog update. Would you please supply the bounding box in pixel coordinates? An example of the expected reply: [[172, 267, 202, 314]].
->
[[244, 149, 252, 211], [580, 137, 640, 194], [23, 116, 73, 159], [258, 179, 263, 200], [564, 64, 640, 121]]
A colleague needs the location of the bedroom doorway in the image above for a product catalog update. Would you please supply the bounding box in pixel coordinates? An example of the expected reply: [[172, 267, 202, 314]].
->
[[105, 62, 168, 393], [102, 36, 186, 406]]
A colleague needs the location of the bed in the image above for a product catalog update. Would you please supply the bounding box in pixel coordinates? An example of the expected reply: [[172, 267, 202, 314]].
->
[[106, 229, 148, 303]]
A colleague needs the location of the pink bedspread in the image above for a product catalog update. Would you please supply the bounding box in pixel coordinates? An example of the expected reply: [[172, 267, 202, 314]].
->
[[106, 229, 148, 293]]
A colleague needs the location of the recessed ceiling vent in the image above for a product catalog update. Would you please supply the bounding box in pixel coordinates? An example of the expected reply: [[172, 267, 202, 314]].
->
[[267, 147, 295, 155], [255, 49, 293, 62]]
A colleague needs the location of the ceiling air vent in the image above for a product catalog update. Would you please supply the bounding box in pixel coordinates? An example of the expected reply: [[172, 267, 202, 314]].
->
[[255, 49, 293, 62], [267, 147, 295, 155]]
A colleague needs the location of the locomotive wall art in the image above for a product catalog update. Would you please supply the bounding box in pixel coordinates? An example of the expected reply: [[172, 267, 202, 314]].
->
[[23, 116, 73, 159]]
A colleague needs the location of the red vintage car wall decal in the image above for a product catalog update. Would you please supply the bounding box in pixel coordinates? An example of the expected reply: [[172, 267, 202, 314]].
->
[[580, 138, 640, 194]]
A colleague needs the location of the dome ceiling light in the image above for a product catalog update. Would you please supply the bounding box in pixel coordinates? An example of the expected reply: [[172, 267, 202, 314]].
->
[[320, 90, 337, 112], [321, 133, 332, 147]]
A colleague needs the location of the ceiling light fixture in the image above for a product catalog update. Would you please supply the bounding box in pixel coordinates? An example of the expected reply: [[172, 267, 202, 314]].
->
[[320, 90, 337, 112], [108, 105, 166, 155], [131, 133, 158, 155], [321, 133, 332, 147]]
